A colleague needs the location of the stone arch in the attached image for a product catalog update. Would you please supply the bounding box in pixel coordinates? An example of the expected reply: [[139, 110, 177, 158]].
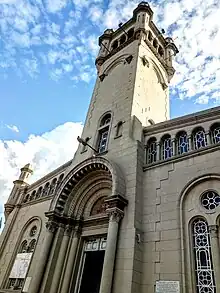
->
[[179, 174, 220, 293], [67, 175, 111, 218], [50, 157, 126, 215], [2, 217, 42, 288], [103, 54, 133, 76], [149, 57, 167, 88]]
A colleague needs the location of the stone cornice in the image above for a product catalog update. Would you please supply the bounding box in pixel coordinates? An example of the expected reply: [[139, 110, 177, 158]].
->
[[45, 211, 79, 227], [143, 106, 220, 136], [105, 194, 128, 211]]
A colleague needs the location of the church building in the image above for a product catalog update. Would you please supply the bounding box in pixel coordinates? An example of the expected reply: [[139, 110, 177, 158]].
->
[[1, 2, 220, 293]]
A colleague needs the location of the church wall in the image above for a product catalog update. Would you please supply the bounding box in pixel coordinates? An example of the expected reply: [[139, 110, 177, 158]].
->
[[142, 146, 220, 293], [0, 200, 51, 289], [132, 39, 170, 125]]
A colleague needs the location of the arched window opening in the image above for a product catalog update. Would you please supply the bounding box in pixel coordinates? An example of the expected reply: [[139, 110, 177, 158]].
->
[[210, 123, 220, 144], [112, 40, 118, 50], [42, 182, 50, 197], [30, 190, 36, 201], [100, 113, 111, 126], [161, 134, 173, 160], [148, 31, 153, 42], [49, 178, 57, 195], [23, 194, 30, 203], [147, 137, 157, 164], [127, 28, 134, 39], [35, 187, 42, 199], [192, 218, 216, 293], [153, 38, 158, 49], [115, 121, 123, 138], [90, 197, 106, 216], [120, 34, 126, 45], [56, 173, 65, 189], [28, 239, 36, 253], [97, 113, 112, 153], [193, 127, 207, 150], [158, 46, 164, 57], [176, 131, 189, 155], [30, 226, 37, 237], [19, 240, 28, 253], [6, 220, 39, 291]]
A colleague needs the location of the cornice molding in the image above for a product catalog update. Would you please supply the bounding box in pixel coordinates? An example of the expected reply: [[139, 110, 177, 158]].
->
[[26, 160, 72, 191], [144, 106, 220, 136]]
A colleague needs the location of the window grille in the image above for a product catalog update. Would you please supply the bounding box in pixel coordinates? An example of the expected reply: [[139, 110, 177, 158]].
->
[[147, 139, 157, 163], [192, 219, 216, 293], [193, 128, 207, 149], [161, 135, 173, 159], [201, 191, 220, 210], [177, 132, 189, 154]]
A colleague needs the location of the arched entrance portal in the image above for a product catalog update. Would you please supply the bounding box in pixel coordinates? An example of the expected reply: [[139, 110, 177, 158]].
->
[[29, 157, 127, 293]]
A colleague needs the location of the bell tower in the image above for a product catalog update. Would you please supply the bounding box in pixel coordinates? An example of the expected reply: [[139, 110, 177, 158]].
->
[[73, 1, 178, 162]]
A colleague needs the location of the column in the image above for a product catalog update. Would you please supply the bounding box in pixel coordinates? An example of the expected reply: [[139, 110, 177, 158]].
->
[[188, 135, 192, 151], [156, 143, 160, 161], [29, 221, 58, 293], [172, 138, 176, 156], [206, 131, 211, 146], [209, 225, 220, 291], [99, 208, 123, 293], [60, 228, 80, 293], [49, 225, 71, 293]]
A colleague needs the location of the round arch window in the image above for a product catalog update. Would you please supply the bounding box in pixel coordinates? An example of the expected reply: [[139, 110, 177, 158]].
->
[[201, 191, 220, 210], [30, 226, 37, 237]]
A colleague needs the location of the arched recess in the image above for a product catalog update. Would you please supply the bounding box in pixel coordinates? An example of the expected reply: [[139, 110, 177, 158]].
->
[[179, 174, 220, 293], [2, 217, 42, 289], [102, 54, 133, 77], [50, 157, 126, 215], [149, 57, 167, 89]]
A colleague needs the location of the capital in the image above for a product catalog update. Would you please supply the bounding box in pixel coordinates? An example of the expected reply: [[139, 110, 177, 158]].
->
[[64, 225, 73, 237], [107, 208, 124, 223], [209, 225, 219, 238], [46, 221, 58, 233]]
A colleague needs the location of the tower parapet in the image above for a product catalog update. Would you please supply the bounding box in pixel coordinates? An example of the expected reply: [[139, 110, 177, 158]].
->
[[95, 1, 178, 82]]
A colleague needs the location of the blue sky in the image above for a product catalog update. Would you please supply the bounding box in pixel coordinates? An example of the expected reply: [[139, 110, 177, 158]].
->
[[0, 0, 220, 215]]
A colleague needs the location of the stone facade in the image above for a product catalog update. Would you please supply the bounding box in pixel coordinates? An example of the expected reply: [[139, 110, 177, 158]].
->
[[0, 2, 220, 293]]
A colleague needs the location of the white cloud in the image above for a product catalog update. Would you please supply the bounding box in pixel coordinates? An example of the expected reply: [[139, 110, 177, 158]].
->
[[1, 0, 220, 100], [46, 0, 68, 13], [6, 125, 19, 133], [0, 122, 83, 214]]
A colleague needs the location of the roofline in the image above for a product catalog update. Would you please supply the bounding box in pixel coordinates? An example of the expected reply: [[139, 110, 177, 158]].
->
[[27, 159, 72, 190], [143, 106, 220, 135]]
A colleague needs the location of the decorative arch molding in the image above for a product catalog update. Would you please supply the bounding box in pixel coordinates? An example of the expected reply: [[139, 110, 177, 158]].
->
[[179, 173, 220, 293], [50, 157, 126, 215], [102, 53, 133, 77], [179, 174, 220, 210], [149, 57, 167, 89], [2, 217, 42, 288], [67, 177, 111, 218]]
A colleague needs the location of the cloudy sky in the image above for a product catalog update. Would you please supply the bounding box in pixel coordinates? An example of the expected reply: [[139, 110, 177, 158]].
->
[[0, 0, 220, 219]]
